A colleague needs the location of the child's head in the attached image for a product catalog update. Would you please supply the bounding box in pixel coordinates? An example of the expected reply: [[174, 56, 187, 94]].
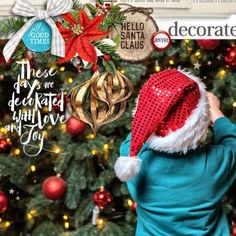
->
[[115, 69, 210, 181]]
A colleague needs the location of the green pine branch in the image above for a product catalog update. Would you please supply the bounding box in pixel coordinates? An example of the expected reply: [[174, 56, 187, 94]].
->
[[0, 17, 25, 37]]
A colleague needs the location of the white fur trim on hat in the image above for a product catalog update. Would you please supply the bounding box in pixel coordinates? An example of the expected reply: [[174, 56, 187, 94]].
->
[[114, 156, 141, 181], [146, 69, 210, 154]]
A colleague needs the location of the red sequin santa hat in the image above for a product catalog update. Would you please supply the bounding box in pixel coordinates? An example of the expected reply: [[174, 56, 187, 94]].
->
[[114, 69, 210, 181]]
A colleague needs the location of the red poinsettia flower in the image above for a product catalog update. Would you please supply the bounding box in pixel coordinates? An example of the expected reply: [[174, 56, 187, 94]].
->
[[57, 10, 109, 64]]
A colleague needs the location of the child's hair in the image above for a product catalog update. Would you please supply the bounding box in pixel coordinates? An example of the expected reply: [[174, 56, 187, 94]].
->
[[114, 69, 210, 181]]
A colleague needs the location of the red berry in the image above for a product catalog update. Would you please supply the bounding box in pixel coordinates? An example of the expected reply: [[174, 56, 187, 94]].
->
[[99, 6, 103, 10], [105, 3, 110, 6], [104, 54, 111, 61], [91, 64, 99, 72], [104, 12, 107, 15], [106, 6, 111, 10], [96, 3, 100, 7]]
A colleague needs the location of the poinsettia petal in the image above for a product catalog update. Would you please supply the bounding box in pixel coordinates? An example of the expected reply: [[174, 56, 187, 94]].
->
[[56, 22, 73, 39], [82, 29, 108, 41], [79, 9, 90, 28], [58, 37, 77, 64], [77, 37, 97, 63], [62, 13, 76, 25], [83, 14, 105, 32]]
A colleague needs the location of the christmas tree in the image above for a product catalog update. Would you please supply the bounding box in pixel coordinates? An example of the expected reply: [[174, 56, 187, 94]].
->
[[0, 33, 236, 236]]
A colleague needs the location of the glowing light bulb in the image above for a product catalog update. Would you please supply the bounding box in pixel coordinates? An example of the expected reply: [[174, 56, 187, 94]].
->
[[60, 67, 65, 72], [91, 149, 97, 155], [67, 78, 74, 84], [14, 148, 21, 156], [155, 65, 161, 72], [64, 222, 70, 229], [30, 165, 36, 172], [103, 144, 109, 151]]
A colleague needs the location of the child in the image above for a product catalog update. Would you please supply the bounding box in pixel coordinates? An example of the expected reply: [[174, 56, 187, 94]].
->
[[114, 69, 236, 236]]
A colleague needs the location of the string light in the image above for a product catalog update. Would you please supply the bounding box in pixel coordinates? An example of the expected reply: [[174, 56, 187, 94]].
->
[[4, 221, 11, 228], [59, 124, 66, 133], [30, 165, 36, 172], [26, 209, 37, 221], [217, 68, 227, 80], [86, 133, 96, 140], [155, 65, 161, 72], [91, 149, 97, 156], [63, 215, 69, 221], [30, 209, 37, 215], [6, 138, 11, 143], [103, 144, 109, 152], [194, 50, 202, 58], [42, 130, 49, 139], [27, 213, 33, 220], [60, 67, 65, 72], [169, 59, 175, 65], [184, 39, 190, 44], [42, 106, 49, 112], [13, 148, 21, 156], [52, 146, 61, 154], [127, 199, 133, 207], [47, 125, 52, 130], [233, 101, 236, 108], [64, 222, 70, 229], [0, 128, 8, 134], [96, 218, 105, 229], [0, 74, 4, 81], [67, 77, 74, 84], [120, 69, 125, 74]]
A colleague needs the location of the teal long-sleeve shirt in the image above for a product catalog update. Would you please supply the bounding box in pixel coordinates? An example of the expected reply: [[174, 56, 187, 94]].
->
[[120, 117, 236, 236]]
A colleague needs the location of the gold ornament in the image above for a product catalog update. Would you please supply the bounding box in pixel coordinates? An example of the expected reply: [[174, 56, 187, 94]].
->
[[68, 71, 133, 133]]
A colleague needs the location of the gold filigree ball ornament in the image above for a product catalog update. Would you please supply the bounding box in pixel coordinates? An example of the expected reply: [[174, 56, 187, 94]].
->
[[68, 70, 133, 133]]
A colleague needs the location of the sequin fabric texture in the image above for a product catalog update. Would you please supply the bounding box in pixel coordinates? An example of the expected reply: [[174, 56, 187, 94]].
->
[[130, 69, 200, 157]]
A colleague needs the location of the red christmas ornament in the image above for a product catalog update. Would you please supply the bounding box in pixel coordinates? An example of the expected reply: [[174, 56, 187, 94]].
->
[[104, 54, 111, 61], [196, 39, 221, 50], [0, 139, 11, 153], [52, 94, 67, 114], [91, 64, 99, 72], [0, 192, 8, 213], [93, 188, 112, 209], [42, 176, 67, 200], [66, 116, 86, 136], [224, 46, 236, 68], [131, 202, 137, 211]]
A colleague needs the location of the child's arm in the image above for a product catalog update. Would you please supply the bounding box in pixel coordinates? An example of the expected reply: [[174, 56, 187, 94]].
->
[[207, 92, 236, 150], [207, 93, 236, 192]]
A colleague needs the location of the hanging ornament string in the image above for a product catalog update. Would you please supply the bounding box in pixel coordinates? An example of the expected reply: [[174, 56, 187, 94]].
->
[[3, 0, 73, 62], [68, 71, 133, 133], [117, 3, 153, 16]]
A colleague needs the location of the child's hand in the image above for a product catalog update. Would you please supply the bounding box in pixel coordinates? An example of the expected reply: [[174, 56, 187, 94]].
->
[[207, 92, 224, 124]]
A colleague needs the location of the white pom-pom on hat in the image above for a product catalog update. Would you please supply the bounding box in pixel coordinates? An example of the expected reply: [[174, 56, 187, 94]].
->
[[114, 156, 141, 181]]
